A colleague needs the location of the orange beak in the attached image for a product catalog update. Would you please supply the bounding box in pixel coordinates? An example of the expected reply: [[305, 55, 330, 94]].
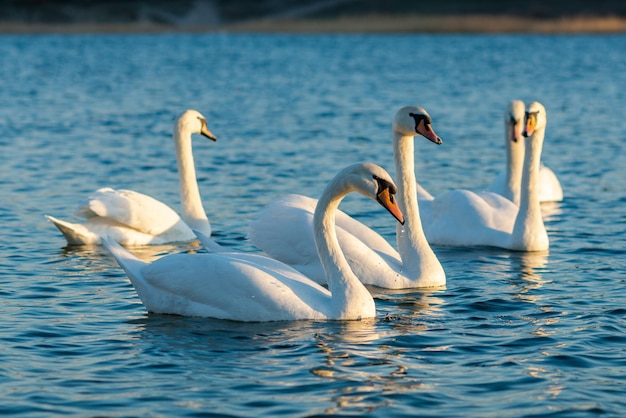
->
[[201, 122, 217, 141], [376, 188, 405, 225], [523, 113, 537, 138], [417, 120, 443, 145]]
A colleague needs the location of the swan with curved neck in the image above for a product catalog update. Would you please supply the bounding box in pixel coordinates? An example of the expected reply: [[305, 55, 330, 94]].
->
[[102, 163, 405, 322], [421, 101, 549, 251], [46, 109, 215, 246], [248, 106, 445, 289], [490, 100, 563, 204]]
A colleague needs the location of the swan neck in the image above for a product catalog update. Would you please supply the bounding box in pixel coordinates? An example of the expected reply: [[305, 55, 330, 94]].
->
[[505, 127, 524, 205], [174, 124, 209, 231], [393, 133, 420, 227], [512, 126, 546, 246], [314, 178, 373, 319], [518, 128, 543, 212], [392, 132, 436, 273]]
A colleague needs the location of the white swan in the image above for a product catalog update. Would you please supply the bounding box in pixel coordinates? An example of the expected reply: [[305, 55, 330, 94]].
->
[[46, 109, 215, 246], [420, 101, 549, 251], [489, 100, 563, 204], [102, 162, 405, 322], [248, 106, 445, 289]]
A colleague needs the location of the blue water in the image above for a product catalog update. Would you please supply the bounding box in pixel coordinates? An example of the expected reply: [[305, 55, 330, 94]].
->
[[1, 33, 625, 416]]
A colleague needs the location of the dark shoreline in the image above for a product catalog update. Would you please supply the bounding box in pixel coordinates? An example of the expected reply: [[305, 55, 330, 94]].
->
[[1, 14, 626, 34]]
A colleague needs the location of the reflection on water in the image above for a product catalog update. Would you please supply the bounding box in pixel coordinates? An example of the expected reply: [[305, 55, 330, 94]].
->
[[509, 250, 549, 291], [315, 318, 380, 344], [508, 250, 559, 340], [58, 240, 204, 263], [134, 313, 323, 351], [373, 287, 446, 320], [311, 319, 427, 415]]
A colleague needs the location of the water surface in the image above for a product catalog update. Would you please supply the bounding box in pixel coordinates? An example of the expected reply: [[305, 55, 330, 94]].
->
[[1, 33, 625, 416]]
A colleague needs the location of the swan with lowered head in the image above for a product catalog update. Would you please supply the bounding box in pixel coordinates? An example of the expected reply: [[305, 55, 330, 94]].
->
[[420, 101, 549, 251], [489, 100, 563, 204], [102, 163, 405, 322], [46, 109, 216, 246], [248, 106, 445, 289]]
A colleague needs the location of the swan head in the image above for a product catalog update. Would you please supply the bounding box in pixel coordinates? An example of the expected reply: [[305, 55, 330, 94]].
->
[[338, 163, 405, 225], [393, 106, 442, 145], [177, 109, 217, 141], [506, 100, 526, 143], [522, 102, 547, 138]]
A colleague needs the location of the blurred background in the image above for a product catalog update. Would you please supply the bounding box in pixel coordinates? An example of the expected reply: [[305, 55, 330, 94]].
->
[[1, 0, 625, 32]]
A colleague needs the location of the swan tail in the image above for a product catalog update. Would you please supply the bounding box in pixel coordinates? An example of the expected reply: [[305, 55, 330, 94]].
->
[[193, 229, 227, 253], [101, 237, 148, 283], [45, 215, 100, 245]]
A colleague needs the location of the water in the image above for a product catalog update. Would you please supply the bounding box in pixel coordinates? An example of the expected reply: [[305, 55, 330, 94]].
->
[[1, 33, 625, 416]]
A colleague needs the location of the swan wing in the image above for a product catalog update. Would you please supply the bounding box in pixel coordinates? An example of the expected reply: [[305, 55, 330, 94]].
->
[[539, 163, 563, 202], [104, 230, 331, 321], [77, 188, 189, 237], [334, 205, 397, 257], [141, 252, 331, 321], [248, 194, 330, 281], [248, 194, 321, 276], [490, 165, 562, 203], [422, 189, 515, 247], [249, 194, 397, 283]]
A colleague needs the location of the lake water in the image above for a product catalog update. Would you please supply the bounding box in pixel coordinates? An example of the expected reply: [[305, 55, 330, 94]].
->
[[1, 33, 625, 416]]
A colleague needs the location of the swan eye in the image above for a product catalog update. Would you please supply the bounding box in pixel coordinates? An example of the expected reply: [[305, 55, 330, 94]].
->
[[409, 113, 432, 133], [373, 175, 397, 196], [525, 111, 539, 119]]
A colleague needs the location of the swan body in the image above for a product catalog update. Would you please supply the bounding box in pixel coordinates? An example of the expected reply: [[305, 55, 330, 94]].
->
[[102, 163, 405, 322], [489, 100, 563, 204], [420, 102, 550, 251], [249, 106, 445, 289], [46, 109, 216, 246]]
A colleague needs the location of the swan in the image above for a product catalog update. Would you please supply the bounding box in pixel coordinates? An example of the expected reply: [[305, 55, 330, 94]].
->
[[46, 109, 216, 246], [420, 101, 549, 251], [248, 106, 445, 289], [489, 100, 563, 204], [102, 162, 405, 322]]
